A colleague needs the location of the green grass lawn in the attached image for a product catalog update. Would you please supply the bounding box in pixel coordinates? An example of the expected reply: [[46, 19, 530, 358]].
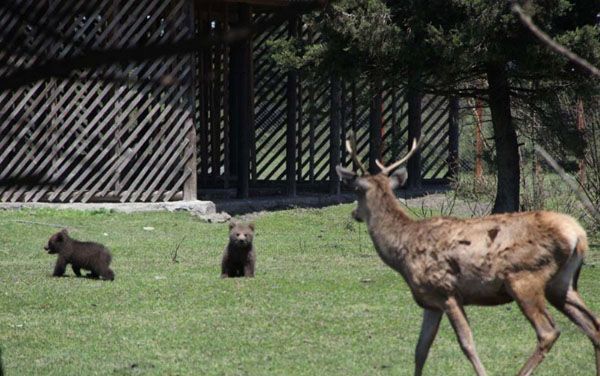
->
[[1, 205, 599, 375]]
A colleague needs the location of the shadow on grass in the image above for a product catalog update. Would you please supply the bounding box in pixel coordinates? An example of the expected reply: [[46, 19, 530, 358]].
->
[[47, 274, 112, 281], [213, 184, 449, 215]]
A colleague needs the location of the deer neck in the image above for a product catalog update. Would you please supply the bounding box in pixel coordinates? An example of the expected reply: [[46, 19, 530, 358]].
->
[[365, 190, 412, 267]]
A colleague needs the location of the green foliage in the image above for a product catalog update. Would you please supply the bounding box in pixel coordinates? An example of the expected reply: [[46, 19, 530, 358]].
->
[[271, 0, 599, 95], [0, 206, 599, 374], [266, 38, 306, 71], [557, 24, 600, 69]]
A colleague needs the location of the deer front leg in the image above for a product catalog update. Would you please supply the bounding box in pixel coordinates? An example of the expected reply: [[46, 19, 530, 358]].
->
[[444, 296, 487, 376], [415, 309, 443, 376]]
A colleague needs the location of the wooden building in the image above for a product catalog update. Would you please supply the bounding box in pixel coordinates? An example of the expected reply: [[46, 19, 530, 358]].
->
[[0, 0, 458, 202]]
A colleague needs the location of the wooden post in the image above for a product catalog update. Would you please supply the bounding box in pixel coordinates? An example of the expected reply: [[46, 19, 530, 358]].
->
[[308, 74, 316, 183], [210, 20, 221, 180], [183, 0, 198, 201], [183, 120, 198, 200], [340, 81, 347, 166], [406, 84, 422, 190], [228, 12, 240, 180], [199, 17, 209, 183], [296, 73, 303, 182], [474, 98, 484, 182], [237, 4, 252, 198], [369, 79, 383, 174], [229, 4, 251, 198], [222, 6, 231, 189], [391, 88, 400, 158], [350, 80, 357, 171], [286, 16, 298, 197], [447, 97, 460, 181], [329, 75, 342, 195]]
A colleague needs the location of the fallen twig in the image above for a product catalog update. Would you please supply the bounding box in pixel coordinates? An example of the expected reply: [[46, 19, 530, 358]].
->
[[171, 236, 185, 263]]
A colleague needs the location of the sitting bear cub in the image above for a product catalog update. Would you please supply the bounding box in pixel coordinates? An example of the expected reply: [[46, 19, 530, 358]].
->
[[221, 221, 256, 278], [44, 228, 115, 281]]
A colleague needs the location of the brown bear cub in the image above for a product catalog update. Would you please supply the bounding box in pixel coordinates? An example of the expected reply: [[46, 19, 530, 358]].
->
[[221, 221, 256, 278], [44, 229, 114, 281]]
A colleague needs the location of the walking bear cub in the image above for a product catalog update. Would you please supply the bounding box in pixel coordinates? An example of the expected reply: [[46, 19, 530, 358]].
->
[[44, 229, 115, 281], [221, 221, 256, 278]]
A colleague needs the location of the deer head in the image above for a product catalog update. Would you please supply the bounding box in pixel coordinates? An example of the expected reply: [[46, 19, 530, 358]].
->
[[336, 131, 419, 223]]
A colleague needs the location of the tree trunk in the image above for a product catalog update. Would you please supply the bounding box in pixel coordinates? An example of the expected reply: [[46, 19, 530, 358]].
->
[[486, 63, 520, 213]]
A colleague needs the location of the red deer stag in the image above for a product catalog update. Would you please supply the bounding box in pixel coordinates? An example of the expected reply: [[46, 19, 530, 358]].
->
[[336, 133, 599, 376]]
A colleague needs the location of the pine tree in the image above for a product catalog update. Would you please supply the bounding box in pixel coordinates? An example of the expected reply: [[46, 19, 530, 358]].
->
[[275, 0, 600, 212]]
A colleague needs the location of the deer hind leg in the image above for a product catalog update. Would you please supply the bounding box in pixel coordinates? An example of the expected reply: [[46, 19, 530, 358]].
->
[[415, 309, 443, 376], [547, 251, 600, 374], [507, 277, 560, 376], [548, 287, 600, 375], [444, 296, 487, 376]]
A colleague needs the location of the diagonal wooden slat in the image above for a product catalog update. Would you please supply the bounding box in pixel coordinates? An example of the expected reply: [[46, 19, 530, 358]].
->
[[66, 78, 189, 202], [140, 134, 191, 202], [126, 109, 191, 202], [47, 58, 189, 200], [0, 0, 189, 200]]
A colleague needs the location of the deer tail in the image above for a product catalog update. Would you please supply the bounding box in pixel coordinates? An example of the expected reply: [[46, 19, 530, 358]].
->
[[572, 235, 588, 291]]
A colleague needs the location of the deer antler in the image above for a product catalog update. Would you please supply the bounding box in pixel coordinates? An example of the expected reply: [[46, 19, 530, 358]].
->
[[375, 138, 420, 175], [345, 130, 367, 174]]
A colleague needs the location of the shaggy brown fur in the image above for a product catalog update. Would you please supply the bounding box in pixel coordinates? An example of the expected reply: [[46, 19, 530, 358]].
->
[[44, 229, 114, 281], [337, 164, 599, 376], [221, 222, 255, 278]]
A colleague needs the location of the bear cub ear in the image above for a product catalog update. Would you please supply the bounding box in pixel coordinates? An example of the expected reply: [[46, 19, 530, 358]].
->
[[55, 228, 69, 241], [228, 221, 237, 230], [248, 222, 255, 232]]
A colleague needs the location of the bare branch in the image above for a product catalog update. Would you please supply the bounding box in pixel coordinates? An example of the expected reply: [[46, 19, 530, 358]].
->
[[512, 3, 600, 78], [534, 145, 600, 220]]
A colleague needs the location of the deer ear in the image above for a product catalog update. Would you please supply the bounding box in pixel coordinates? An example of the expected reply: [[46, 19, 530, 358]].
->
[[337, 166, 372, 191], [336, 165, 356, 184], [389, 167, 408, 190]]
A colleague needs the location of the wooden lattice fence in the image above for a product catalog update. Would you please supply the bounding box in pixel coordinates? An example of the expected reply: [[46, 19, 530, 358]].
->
[[0, 0, 196, 202], [250, 14, 455, 187], [0, 3, 458, 202]]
